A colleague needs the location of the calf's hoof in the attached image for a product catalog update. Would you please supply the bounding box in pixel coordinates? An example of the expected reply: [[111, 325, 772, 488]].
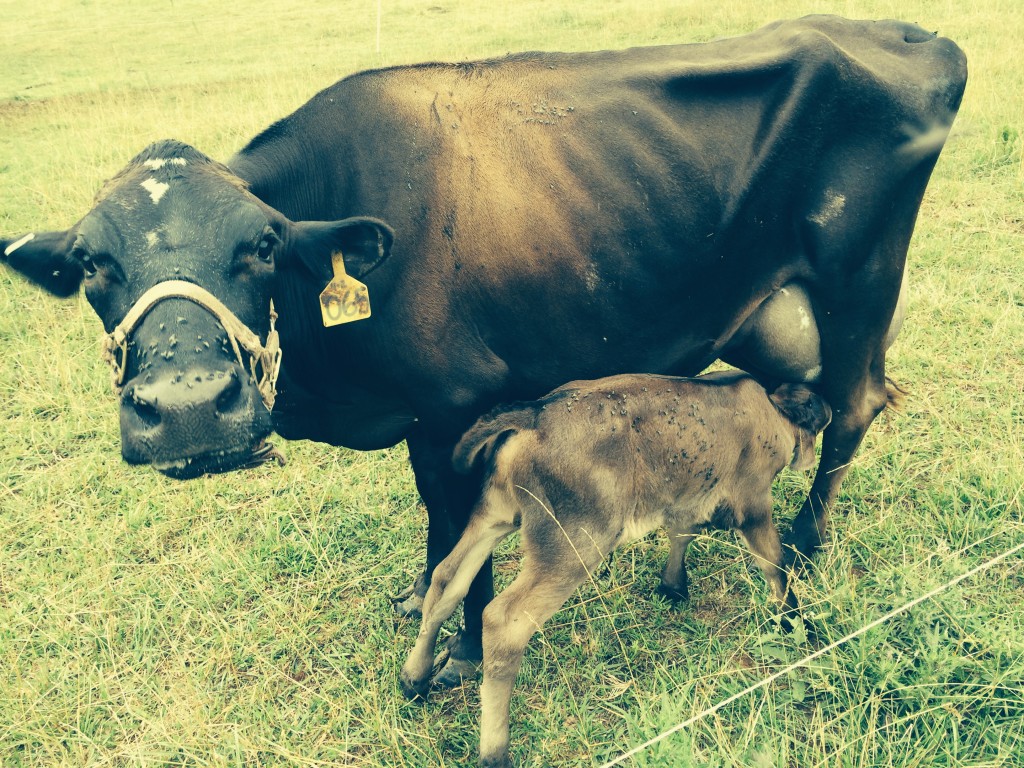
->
[[399, 667, 431, 702], [481, 751, 514, 768], [779, 612, 818, 643]]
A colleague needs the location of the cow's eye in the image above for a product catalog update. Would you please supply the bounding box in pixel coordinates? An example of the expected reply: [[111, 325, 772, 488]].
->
[[71, 245, 99, 278], [256, 228, 279, 262], [81, 254, 98, 278]]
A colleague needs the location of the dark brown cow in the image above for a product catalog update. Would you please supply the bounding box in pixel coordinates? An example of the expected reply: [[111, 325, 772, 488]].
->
[[0, 16, 966, 686]]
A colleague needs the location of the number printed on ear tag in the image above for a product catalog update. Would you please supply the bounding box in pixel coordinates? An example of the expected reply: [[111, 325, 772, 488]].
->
[[319, 251, 371, 327]]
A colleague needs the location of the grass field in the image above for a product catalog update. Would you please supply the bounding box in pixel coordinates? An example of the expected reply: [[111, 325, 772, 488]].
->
[[1, 1, 1022, 766]]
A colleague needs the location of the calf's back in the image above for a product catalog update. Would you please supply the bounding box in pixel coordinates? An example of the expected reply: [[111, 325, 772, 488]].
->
[[456, 372, 824, 541]]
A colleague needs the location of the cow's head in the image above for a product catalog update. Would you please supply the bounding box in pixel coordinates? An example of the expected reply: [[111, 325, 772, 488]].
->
[[1, 140, 392, 478]]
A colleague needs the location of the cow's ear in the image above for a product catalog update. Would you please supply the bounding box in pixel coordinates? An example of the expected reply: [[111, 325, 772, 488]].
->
[[1, 230, 85, 297], [283, 217, 394, 283]]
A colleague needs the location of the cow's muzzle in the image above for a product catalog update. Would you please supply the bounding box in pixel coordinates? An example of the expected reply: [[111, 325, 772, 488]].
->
[[102, 280, 284, 477], [101, 279, 282, 412]]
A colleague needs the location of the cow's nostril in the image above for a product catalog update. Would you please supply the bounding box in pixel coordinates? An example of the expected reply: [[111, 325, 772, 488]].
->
[[215, 372, 244, 415], [130, 390, 162, 428]]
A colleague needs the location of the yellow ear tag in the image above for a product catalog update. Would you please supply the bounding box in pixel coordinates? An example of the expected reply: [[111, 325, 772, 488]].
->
[[319, 251, 371, 327]]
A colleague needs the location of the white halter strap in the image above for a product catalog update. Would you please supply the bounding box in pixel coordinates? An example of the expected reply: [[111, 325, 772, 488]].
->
[[100, 279, 282, 411]]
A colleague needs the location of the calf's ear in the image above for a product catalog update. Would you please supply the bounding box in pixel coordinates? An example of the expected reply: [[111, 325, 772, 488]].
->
[[790, 431, 818, 472], [770, 384, 832, 435], [1, 230, 85, 297], [282, 217, 394, 284], [770, 384, 833, 472]]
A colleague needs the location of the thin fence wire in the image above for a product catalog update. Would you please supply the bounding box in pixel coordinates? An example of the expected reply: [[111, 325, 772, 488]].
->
[[596, 536, 1024, 768]]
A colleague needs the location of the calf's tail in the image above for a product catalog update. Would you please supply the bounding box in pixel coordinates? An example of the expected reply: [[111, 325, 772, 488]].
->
[[452, 405, 537, 474]]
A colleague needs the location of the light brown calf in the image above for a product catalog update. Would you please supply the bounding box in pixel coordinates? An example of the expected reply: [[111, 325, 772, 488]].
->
[[400, 371, 831, 768]]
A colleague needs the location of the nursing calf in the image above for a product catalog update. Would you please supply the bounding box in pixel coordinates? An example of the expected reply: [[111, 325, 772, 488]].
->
[[400, 371, 831, 767]]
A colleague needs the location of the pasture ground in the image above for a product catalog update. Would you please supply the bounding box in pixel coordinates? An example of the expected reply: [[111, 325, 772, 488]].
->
[[1, 1, 1022, 766]]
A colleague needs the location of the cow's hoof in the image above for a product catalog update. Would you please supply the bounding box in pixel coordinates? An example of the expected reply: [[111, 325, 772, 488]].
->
[[781, 530, 824, 573], [392, 592, 424, 618], [656, 582, 689, 606], [430, 631, 482, 688], [431, 652, 482, 689], [781, 550, 813, 577], [392, 578, 426, 618]]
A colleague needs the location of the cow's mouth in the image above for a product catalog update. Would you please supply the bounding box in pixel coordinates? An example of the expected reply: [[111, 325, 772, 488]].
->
[[153, 438, 287, 479]]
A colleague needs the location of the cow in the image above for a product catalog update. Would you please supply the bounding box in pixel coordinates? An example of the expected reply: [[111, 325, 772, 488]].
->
[[400, 371, 832, 767], [0, 15, 966, 689]]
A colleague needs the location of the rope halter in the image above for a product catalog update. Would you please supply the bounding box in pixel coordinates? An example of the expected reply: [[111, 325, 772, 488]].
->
[[100, 280, 282, 412]]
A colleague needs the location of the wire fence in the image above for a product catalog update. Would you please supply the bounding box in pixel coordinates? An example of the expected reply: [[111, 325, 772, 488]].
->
[[597, 536, 1024, 767]]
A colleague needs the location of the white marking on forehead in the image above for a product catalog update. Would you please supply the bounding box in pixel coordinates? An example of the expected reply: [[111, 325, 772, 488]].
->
[[797, 304, 811, 330], [146, 230, 159, 248], [803, 365, 822, 382], [4, 232, 35, 257], [142, 157, 188, 170], [141, 178, 170, 204], [809, 191, 846, 226]]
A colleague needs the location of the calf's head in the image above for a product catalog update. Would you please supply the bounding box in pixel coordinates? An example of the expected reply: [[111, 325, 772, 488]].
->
[[769, 383, 833, 470], [1, 140, 392, 478]]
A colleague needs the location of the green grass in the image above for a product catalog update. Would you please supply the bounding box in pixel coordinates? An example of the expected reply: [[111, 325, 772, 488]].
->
[[1, 1, 1022, 766]]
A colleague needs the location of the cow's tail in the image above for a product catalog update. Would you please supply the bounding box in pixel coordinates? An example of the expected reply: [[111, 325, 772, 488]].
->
[[452, 405, 537, 475], [885, 377, 908, 412]]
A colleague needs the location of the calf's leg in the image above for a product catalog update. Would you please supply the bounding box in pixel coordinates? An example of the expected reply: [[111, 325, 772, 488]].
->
[[657, 529, 696, 603], [479, 555, 595, 768], [739, 508, 798, 623], [432, 474, 496, 688], [400, 492, 514, 699]]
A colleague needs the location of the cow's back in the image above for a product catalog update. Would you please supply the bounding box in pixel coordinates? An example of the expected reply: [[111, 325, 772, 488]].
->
[[230, 16, 966, 434]]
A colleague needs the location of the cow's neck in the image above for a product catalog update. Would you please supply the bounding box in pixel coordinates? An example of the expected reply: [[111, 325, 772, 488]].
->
[[266, 267, 415, 451]]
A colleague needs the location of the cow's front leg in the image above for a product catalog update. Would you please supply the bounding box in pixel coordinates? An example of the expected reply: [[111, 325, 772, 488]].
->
[[429, 556, 491, 687], [392, 523, 452, 618], [394, 430, 455, 617], [784, 353, 890, 567], [400, 428, 489, 686]]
